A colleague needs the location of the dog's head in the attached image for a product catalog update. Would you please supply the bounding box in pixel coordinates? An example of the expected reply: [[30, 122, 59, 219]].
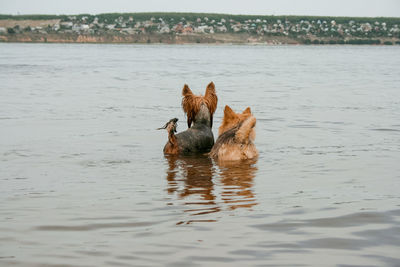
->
[[181, 82, 218, 128], [218, 105, 253, 136]]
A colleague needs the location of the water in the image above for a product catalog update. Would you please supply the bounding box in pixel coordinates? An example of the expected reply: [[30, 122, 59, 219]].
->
[[1, 43, 400, 266]]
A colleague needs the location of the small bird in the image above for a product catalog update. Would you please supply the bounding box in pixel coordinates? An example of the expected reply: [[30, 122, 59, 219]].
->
[[157, 118, 178, 132]]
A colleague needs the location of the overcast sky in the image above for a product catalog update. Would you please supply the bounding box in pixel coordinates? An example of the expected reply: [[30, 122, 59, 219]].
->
[[1, 0, 399, 17]]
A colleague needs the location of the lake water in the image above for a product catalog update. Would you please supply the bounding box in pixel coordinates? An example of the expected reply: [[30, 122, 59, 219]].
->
[[1, 43, 400, 266]]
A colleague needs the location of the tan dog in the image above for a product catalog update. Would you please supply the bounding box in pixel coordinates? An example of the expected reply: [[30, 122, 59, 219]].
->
[[210, 105, 257, 161], [218, 105, 252, 136]]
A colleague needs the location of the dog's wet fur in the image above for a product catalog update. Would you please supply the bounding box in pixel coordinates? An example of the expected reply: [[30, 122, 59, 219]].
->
[[210, 105, 258, 161], [161, 82, 218, 155], [218, 105, 252, 136]]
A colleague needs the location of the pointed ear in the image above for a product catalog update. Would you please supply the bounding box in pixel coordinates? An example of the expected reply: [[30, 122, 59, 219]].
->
[[205, 82, 215, 94], [181, 84, 196, 128], [243, 107, 251, 114], [223, 105, 236, 120], [182, 84, 193, 96], [204, 81, 217, 117]]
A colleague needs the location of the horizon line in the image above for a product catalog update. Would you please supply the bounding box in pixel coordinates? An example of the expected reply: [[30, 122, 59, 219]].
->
[[1, 12, 399, 19]]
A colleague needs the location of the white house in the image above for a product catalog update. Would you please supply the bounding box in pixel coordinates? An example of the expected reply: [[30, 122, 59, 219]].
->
[[106, 24, 115, 30], [216, 25, 227, 32], [121, 28, 136, 34], [194, 25, 209, 33], [159, 25, 170, 33], [53, 24, 60, 31], [60, 21, 73, 28], [231, 24, 241, 32]]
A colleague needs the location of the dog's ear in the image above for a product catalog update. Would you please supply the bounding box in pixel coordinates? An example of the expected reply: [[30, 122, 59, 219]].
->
[[205, 82, 215, 95], [218, 105, 237, 136], [182, 84, 193, 96], [205, 82, 217, 113], [223, 105, 237, 121], [204, 82, 217, 128], [182, 84, 197, 128], [243, 107, 251, 114]]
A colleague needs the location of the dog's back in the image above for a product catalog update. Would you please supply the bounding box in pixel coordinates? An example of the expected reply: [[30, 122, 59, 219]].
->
[[174, 103, 214, 153], [210, 116, 258, 161], [175, 123, 214, 153]]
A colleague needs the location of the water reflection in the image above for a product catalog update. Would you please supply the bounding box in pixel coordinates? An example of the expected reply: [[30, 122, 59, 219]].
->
[[218, 159, 258, 210], [165, 154, 258, 222]]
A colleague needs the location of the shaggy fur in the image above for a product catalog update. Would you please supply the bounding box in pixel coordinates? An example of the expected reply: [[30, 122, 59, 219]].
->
[[182, 82, 218, 128], [160, 82, 218, 155], [210, 107, 258, 161], [218, 105, 252, 136], [161, 118, 180, 154]]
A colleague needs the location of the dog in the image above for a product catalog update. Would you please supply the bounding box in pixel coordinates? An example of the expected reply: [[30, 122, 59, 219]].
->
[[210, 105, 258, 161], [218, 105, 252, 136], [159, 82, 218, 154]]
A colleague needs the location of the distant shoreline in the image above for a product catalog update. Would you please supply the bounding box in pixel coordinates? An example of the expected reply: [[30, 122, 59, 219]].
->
[[1, 12, 399, 45], [1, 33, 398, 45]]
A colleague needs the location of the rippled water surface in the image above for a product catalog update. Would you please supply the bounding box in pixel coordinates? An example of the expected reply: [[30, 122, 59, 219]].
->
[[1, 43, 400, 266]]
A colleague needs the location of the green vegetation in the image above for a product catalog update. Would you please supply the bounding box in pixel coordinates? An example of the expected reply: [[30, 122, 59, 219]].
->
[[1, 12, 399, 44], [0, 14, 68, 20], [1, 13, 400, 28]]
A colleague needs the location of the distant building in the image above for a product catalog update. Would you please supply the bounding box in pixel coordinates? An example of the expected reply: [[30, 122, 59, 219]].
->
[[160, 25, 170, 33], [182, 25, 193, 34], [60, 22, 73, 28]]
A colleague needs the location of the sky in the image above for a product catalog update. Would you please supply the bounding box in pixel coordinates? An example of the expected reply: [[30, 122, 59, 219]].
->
[[1, 0, 399, 17]]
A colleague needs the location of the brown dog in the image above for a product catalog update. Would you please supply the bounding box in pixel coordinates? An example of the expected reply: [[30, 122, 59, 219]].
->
[[182, 82, 218, 128], [160, 82, 218, 155], [218, 105, 252, 136], [210, 105, 257, 161]]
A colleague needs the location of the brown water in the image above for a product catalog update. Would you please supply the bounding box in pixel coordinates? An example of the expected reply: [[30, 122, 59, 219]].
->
[[1, 43, 400, 266]]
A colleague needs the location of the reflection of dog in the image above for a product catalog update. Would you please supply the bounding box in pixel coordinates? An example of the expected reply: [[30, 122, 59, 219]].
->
[[210, 105, 258, 161], [159, 82, 218, 155], [165, 155, 216, 203], [164, 154, 258, 222], [217, 158, 258, 210]]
